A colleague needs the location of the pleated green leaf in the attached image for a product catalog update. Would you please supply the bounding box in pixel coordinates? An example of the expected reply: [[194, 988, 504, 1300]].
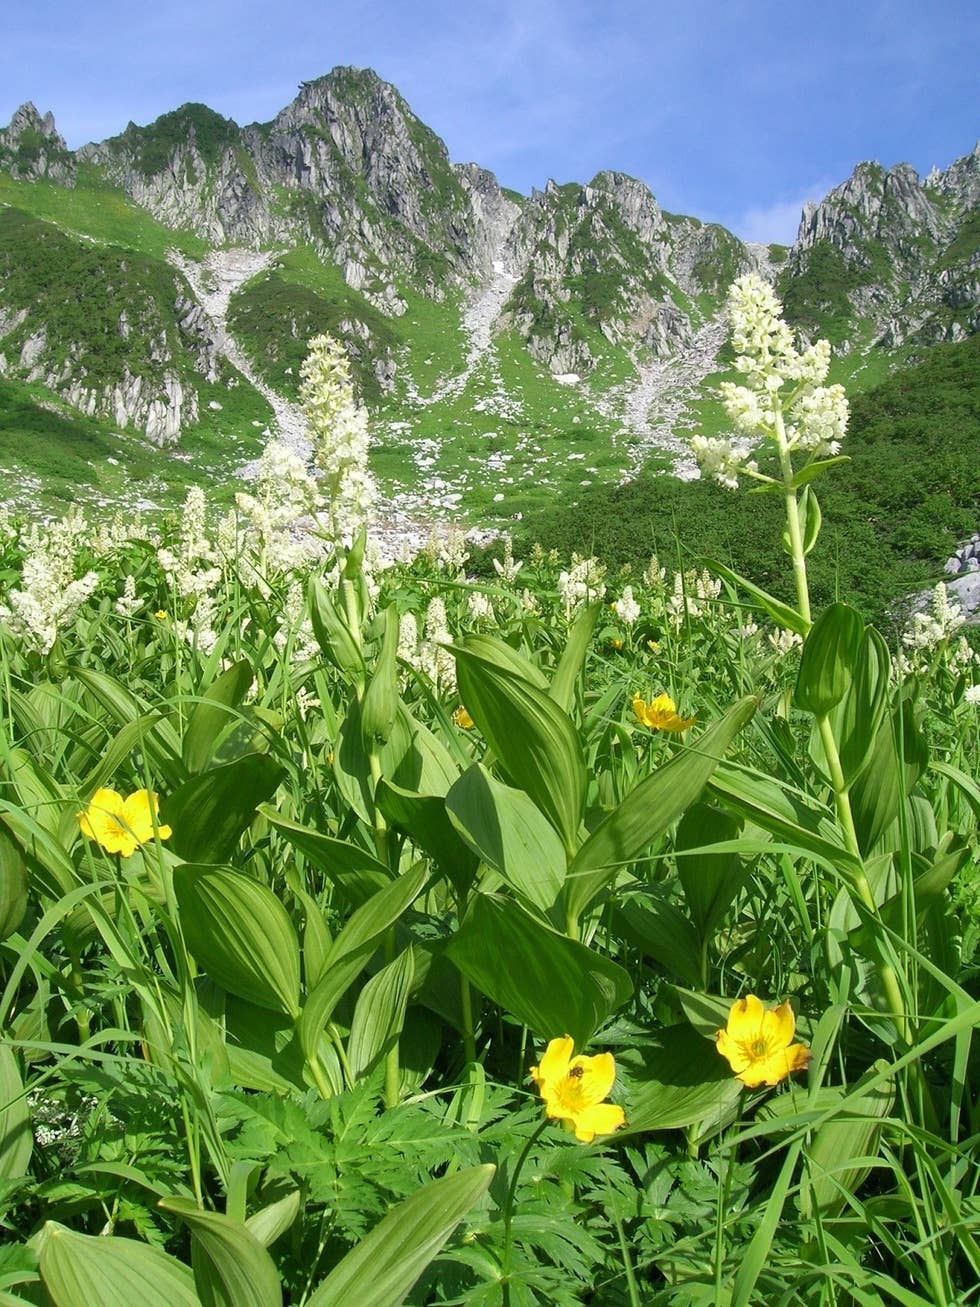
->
[[175, 865, 301, 1018], [347, 948, 415, 1082], [618, 1024, 742, 1134], [566, 697, 756, 922], [159, 1199, 281, 1307], [446, 893, 632, 1047], [446, 763, 566, 913], [163, 754, 285, 864], [795, 603, 865, 716], [307, 1165, 494, 1307], [37, 1222, 200, 1307], [0, 1041, 32, 1180], [452, 640, 585, 851], [182, 660, 254, 775]]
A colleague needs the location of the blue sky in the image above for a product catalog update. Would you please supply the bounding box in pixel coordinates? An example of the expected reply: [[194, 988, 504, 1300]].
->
[[3, 0, 978, 243]]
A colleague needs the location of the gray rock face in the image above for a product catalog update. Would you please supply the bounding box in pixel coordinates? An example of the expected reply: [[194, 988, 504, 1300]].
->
[[786, 146, 979, 348], [0, 103, 76, 185]]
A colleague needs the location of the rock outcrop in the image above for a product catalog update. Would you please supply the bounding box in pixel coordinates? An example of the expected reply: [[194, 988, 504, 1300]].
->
[[0, 102, 76, 185]]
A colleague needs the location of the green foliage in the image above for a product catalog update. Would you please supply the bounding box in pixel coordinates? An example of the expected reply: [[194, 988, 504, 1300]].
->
[[513, 333, 980, 626], [228, 268, 397, 402], [109, 103, 240, 179]]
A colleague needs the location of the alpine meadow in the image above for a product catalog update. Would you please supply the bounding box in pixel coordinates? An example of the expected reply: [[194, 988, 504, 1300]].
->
[[0, 45, 979, 1307]]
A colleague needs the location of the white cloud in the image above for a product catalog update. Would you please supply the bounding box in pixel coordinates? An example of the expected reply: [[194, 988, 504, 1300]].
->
[[712, 178, 838, 246]]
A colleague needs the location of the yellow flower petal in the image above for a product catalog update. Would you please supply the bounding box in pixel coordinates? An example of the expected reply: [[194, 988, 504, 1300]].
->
[[77, 787, 170, 856], [568, 1052, 616, 1106], [569, 1102, 626, 1143], [530, 1036, 573, 1094], [716, 995, 809, 1087], [631, 692, 696, 733]]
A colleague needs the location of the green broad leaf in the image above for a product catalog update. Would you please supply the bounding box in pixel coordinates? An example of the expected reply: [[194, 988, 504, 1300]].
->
[[36, 1221, 200, 1307], [175, 865, 301, 1018], [799, 1062, 894, 1220], [795, 603, 865, 716], [445, 894, 632, 1048], [307, 1164, 495, 1307], [565, 697, 757, 923], [788, 455, 850, 490], [163, 754, 285, 864], [0, 800, 77, 899], [360, 605, 401, 747], [220, 996, 308, 1093], [0, 1043, 32, 1181], [4, 748, 65, 838], [445, 764, 566, 914], [347, 948, 415, 1082], [674, 987, 739, 1039], [834, 626, 892, 785], [158, 1199, 281, 1307], [0, 826, 28, 943], [76, 710, 165, 806], [308, 575, 364, 680], [704, 560, 809, 636], [334, 696, 415, 825], [452, 640, 586, 851], [376, 780, 479, 892], [244, 1191, 301, 1249], [549, 601, 601, 712], [70, 666, 186, 788], [675, 803, 745, 943], [298, 863, 428, 1060], [182, 661, 254, 775], [849, 699, 929, 857], [611, 892, 703, 988], [799, 484, 822, 556], [450, 633, 548, 689], [707, 762, 864, 880], [260, 808, 390, 907], [618, 1024, 742, 1134]]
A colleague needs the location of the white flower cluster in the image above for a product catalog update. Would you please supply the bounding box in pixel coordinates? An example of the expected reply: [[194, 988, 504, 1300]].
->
[[557, 555, 606, 617], [419, 598, 456, 692], [903, 583, 966, 653], [614, 585, 641, 625], [693, 274, 848, 488], [644, 556, 666, 589], [300, 334, 377, 544], [667, 568, 722, 627], [271, 581, 320, 665], [0, 510, 99, 654], [964, 684, 980, 706], [689, 436, 758, 491], [157, 487, 221, 599], [467, 591, 495, 624], [114, 574, 143, 619], [767, 627, 804, 655], [234, 440, 325, 575], [492, 536, 523, 584]]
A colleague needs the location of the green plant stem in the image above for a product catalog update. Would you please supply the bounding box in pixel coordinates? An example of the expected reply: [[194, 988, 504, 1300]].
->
[[501, 1117, 549, 1306], [460, 973, 476, 1065], [773, 403, 812, 626], [613, 1210, 643, 1307], [382, 926, 400, 1109]]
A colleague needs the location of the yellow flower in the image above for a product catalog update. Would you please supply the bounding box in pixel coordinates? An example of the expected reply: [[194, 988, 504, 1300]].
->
[[715, 995, 810, 1088], [646, 640, 659, 652], [453, 705, 474, 729], [530, 1036, 626, 1143], [154, 610, 168, 621], [609, 637, 623, 651], [77, 787, 172, 858], [632, 692, 696, 733]]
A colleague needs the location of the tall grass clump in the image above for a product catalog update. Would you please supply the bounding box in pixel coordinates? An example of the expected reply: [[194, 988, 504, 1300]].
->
[[0, 303, 977, 1306]]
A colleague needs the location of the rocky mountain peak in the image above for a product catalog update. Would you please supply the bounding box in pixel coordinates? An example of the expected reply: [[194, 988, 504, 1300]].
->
[[0, 101, 75, 185]]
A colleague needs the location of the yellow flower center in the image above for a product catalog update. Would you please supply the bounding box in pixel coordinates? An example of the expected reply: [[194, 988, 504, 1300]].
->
[[750, 1038, 769, 1058]]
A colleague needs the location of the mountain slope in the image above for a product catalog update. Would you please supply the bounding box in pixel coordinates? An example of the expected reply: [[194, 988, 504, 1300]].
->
[[0, 69, 977, 526]]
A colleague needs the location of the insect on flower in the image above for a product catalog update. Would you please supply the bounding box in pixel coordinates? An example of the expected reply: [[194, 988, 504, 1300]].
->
[[530, 1036, 626, 1143]]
